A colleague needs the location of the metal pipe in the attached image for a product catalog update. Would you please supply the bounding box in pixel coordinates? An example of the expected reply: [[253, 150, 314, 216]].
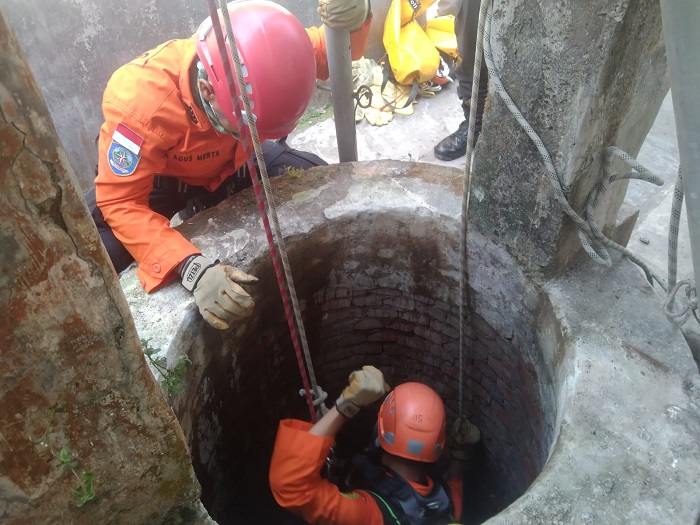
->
[[659, 1, 700, 287], [324, 25, 358, 162]]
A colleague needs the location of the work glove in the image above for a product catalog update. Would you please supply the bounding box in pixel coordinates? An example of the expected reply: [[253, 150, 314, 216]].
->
[[181, 255, 257, 330], [352, 58, 375, 91], [380, 82, 414, 116], [449, 416, 481, 461], [335, 365, 390, 418], [351, 58, 415, 126], [363, 93, 394, 126], [318, 0, 370, 32]]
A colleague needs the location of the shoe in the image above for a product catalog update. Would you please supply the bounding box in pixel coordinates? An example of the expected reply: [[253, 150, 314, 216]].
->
[[434, 120, 470, 161]]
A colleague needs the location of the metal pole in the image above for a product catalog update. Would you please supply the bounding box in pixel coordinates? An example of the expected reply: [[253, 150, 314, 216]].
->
[[659, 1, 700, 287], [324, 25, 358, 162]]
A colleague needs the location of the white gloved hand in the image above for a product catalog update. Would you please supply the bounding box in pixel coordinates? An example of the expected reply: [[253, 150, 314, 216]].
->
[[449, 416, 481, 461], [318, 0, 370, 32], [181, 255, 257, 330], [335, 365, 390, 418], [352, 58, 375, 89]]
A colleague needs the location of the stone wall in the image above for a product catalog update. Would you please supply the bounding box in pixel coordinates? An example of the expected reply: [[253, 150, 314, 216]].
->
[[1, 0, 392, 191], [0, 10, 208, 524], [472, 0, 670, 276]]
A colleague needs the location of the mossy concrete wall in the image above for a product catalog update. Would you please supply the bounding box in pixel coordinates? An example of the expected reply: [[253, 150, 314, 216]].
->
[[0, 11, 210, 524]]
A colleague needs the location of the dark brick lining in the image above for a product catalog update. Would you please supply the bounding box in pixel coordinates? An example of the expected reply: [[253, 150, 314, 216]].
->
[[313, 285, 552, 517]]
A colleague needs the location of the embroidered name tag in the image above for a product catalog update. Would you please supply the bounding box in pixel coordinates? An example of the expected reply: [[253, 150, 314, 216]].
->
[[108, 123, 144, 176]]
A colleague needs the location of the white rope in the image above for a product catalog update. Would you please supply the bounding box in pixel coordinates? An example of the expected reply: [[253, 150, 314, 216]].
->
[[664, 279, 698, 325], [299, 386, 329, 418], [453, 0, 700, 383], [482, 1, 670, 289], [459, 0, 489, 419], [217, 1, 321, 395], [668, 168, 684, 289]]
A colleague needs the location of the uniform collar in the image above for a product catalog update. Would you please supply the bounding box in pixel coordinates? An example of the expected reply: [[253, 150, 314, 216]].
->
[[179, 35, 211, 132]]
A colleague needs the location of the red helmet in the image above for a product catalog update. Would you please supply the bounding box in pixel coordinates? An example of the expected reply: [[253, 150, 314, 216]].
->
[[195, 0, 316, 139], [377, 382, 446, 463]]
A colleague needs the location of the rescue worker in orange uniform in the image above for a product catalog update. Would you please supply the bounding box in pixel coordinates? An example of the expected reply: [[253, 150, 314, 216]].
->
[[87, 0, 372, 330], [269, 366, 481, 524]]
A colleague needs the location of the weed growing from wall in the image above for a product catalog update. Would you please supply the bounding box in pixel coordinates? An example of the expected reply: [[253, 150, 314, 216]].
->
[[140, 338, 191, 399], [55, 447, 96, 507], [39, 404, 96, 507]]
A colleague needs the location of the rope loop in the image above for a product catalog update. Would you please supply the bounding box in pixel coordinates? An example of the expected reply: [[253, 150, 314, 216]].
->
[[299, 386, 329, 407], [299, 386, 329, 418], [663, 279, 698, 325]]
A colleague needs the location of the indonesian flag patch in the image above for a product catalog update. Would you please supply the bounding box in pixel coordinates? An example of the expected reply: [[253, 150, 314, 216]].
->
[[108, 123, 144, 176]]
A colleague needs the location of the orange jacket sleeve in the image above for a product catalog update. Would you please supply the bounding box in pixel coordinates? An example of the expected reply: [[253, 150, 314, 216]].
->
[[269, 419, 385, 525], [96, 101, 201, 292], [447, 477, 463, 520], [306, 14, 373, 81]]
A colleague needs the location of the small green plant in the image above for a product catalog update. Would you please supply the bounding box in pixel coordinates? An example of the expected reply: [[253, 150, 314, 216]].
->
[[141, 338, 192, 396], [284, 166, 305, 178], [296, 101, 333, 129], [72, 471, 96, 507], [56, 447, 96, 507], [39, 404, 97, 507]]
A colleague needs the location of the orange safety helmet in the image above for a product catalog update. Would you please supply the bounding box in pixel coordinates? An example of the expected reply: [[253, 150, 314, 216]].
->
[[377, 382, 446, 463], [195, 0, 316, 139]]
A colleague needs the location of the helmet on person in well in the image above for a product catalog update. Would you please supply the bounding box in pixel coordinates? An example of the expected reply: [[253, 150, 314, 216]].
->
[[195, 0, 316, 139], [377, 382, 446, 463]]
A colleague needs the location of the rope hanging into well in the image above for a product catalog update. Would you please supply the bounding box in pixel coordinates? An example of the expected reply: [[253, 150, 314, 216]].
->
[[458, 0, 489, 419], [206, 0, 325, 421]]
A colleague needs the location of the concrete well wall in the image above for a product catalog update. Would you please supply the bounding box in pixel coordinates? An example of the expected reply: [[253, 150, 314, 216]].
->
[[123, 160, 700, 524]]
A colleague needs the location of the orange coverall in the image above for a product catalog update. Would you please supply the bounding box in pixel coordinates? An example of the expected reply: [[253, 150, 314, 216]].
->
[[95, 21, 370, 292], [269, 419, 463, 525]]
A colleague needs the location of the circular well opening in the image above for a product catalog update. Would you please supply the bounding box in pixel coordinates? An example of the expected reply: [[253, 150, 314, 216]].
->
[[175, 210, 557, 524]]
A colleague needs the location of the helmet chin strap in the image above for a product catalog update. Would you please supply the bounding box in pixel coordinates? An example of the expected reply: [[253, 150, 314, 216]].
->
[[196, 61, 239, 139]]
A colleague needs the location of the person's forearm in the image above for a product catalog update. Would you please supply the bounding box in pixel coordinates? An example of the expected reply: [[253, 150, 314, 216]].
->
[[309, 405, 348, 438]]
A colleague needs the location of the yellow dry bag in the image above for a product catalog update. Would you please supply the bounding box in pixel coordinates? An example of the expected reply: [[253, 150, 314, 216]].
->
[[383, 0, 440, 85], [425, 15, 459, 59]]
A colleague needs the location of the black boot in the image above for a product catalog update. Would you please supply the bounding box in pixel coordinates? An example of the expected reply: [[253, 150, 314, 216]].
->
[[434, 119, 469, 161]]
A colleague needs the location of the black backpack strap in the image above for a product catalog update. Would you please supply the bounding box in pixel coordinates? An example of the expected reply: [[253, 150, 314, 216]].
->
[[367, 490, 404, 525], [380, 65, 420, 110], [351, 453, 455, 525]]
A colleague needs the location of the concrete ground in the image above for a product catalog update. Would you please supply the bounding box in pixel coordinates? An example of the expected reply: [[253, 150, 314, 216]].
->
[[290, 80, 465, 167], [290, 84, 698, 352]]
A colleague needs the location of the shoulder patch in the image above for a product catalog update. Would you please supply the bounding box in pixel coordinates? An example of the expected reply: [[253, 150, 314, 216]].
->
[[113, 123, 144, 155], [108, 123, 144, 176], [108, 141, 140, 176]]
